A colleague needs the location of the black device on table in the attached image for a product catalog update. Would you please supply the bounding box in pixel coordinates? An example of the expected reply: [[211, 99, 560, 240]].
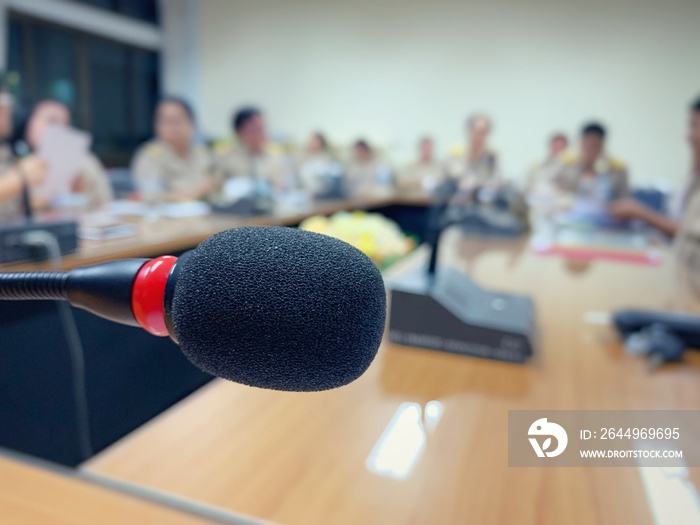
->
[[613, 309, 700, 367], [0, 219, 78, 264], [389, 179, 537, 363]]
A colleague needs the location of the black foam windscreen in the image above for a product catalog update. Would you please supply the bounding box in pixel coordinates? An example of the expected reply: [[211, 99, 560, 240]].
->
[[171, 226, 387, 391]]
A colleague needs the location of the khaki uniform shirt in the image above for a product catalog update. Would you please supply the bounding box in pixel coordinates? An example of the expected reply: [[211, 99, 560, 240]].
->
[[345, 159, 393, 194], [526, 155, 564, 192], [212, 142, 293, 189], [553, 152, 629, 201], [0, 148, 110, 220], [80, 153, 113, 210], [397, 160, 446, 192], [446, 149, 502, 184], [132, 140, 211, 194], [298, 151, 338, 194], [0, 143, 19, 222], [673, 179, 700, 313]]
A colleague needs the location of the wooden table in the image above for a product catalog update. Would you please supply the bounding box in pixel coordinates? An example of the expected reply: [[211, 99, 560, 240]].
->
[[0, 454, 224, 525], [2, 192, 431, 271], [82, 229, 700, 525]]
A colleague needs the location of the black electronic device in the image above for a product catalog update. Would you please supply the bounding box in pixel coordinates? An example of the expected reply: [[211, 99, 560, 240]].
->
[[0, 220, 78, 264]]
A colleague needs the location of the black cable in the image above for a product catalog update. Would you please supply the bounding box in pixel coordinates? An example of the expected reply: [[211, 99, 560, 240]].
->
[[16, 231, 93, 461]]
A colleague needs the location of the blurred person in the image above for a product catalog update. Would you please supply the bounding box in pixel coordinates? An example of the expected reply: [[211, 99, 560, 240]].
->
[[345, 139, 393, 195], [553, 122, 628, 204], [0, 86, 48, 220], [446, 114, 502, 186], [0, 84, 13, 165], [213, 106, 292, 190], [607, 98, 700, 237], [298, 132, 342, 194], [304, 132, 331, 160], [397, 136, 445, 193], [671, 95, 700, 311], [11, 99, 112, 211], [526, 132, 569, 191], [131, 97, 212, 202]]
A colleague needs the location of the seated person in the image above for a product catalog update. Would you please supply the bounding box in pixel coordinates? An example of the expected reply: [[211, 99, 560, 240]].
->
[[526, 132, 568, 192], [297, 132, 342, 195], [345, 139, 393, 195], [212, 106, 293, 191], [0, 87, 49, 222], [446, 113, 503, 188], [0, 157, 47, 222], [553, 122, 628, 206], [397, 136, 446, 193], [131, 97, 212, 202], [608, 96, 700, 237], [11, 99, 113, 211]]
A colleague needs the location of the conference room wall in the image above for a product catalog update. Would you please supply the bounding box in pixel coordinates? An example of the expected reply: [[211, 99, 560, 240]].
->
[[198, 0, 700, 187]]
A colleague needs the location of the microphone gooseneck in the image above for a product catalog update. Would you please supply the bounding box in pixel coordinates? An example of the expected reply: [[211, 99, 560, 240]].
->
[[0, 271, 69, 300], [0, 259, 150, 327]]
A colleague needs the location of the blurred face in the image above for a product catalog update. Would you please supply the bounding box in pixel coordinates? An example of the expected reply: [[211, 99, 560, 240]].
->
[[549, 136, 568, 158], [689, 109, 700, 157], [307, 134, 325, 154], [155, 102, 194, 150], [27, 101, 70, 150], [468, 117, 490, 152], [354, 144, 372, 163], [419, 138, 434, 162], [238, 114, 267, 154], [580, 133, 604, 168]]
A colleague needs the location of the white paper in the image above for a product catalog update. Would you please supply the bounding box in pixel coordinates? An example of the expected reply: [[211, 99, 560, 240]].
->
[[36, 125, 92, 201]]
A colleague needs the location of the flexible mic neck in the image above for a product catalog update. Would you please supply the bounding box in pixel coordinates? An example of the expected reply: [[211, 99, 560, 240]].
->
[[0, 271, 69, 300], [0, 259, 152, 328], [425, 178, 459, 277], [20, 175, 34, 222]]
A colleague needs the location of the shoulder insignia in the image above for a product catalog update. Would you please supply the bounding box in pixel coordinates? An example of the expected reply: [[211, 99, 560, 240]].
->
[[143, 142, 163, 157], [609, 157, 626, 171], [561, 151, 578, 165]]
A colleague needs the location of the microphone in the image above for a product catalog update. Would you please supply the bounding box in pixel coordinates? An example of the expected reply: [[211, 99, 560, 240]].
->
[[0, 226, 387, 391]]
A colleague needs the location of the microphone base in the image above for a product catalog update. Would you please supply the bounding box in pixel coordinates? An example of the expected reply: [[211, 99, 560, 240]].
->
[[388, 266, 536, 363], [0, 220, 78, 264]]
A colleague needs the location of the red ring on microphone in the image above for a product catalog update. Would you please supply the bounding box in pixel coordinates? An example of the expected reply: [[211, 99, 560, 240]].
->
[[132, 255, 178, 336]]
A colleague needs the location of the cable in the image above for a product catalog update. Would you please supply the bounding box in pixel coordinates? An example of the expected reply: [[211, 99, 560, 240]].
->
[[18, 231, 93, 461]]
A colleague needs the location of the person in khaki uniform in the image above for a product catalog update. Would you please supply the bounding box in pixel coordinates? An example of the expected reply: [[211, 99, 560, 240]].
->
[[608, 97, 700, 238], [345, 139, 393, 195], [526, 132, 569, 192], [297, 132, 340, 194], [668, 99, 700, 313], [131, 97, 212, 202], [673, 180, 700, 312], [212, 107, 293, 190], [552, 122, 629, 204], [397, 136, 446, 193], [446, 114, 503, 187], [601, 97, 700, 310], [12, 99, 113, 211]]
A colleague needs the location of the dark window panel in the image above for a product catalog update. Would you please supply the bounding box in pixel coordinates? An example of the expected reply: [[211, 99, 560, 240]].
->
[[88, 40, 130, 165], [31, 24, 79, 119], [7, 13, 160, 167], [118, 0, 159, 24], [73, 0, 115, 9], [6, 18, 25, 102], [70, 0, 159, 24], [130, 49, 160, 145]]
